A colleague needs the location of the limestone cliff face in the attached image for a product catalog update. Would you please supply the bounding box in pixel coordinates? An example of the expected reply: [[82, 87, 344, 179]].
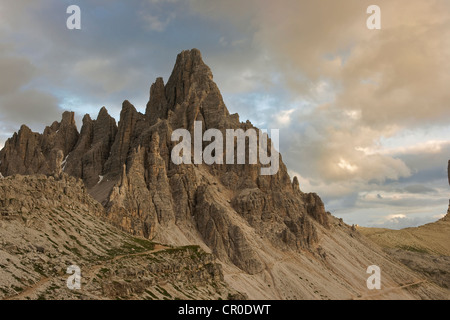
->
[[0, 49, 329, 275], [64, 107, 118, 188], [0, 112, 79, 176]]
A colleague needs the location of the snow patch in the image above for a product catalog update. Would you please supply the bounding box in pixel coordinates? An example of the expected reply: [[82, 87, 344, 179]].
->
[[98, 175, 104, 184], [61, 154, 69, 172]]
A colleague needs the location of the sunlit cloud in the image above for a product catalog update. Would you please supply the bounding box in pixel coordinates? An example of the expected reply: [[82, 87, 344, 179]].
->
[[273, 109, 295, 127], [338, 159, 358, 173]]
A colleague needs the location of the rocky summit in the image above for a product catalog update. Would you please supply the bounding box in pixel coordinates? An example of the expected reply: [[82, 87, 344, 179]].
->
[[1, 49, 449, 299]]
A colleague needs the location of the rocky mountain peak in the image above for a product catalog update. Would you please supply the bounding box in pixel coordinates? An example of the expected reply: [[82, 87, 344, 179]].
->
[[98, 106, 109, 117], [61, 110, 76, 126], [82, 113, 93, 124], [0, 49, 329, 275], [146, 77, 167, 124], [145, 49, 230, 131], [166, 49, 213, 98]]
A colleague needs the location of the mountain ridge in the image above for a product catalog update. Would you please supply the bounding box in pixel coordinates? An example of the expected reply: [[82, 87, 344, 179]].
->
[[1, 49, 448, 299], [1, 49, 328, 276]]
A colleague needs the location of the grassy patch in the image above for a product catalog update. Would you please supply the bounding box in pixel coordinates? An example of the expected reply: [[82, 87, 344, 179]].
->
[[63, 245, 81, 257], [11, 285, 23, 293], [0, 287, 9, 295], [33, 263, 46, 277], [172, 283, 182, 292], [44, 233, 58, 246], [107, 238, 155, 257], [37, 294, 46, 300], [130, 237, 155, 251], [155, 285, 172, 298], [154, 245, 204, 258], [399, 245, 429, 254], [47, 283, 61, 291], [99, 268, 110, 275], [12, 275, 24, 284], [145, 289, 158, 300]]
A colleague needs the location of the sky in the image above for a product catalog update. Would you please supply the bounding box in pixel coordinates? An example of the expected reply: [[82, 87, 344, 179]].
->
[[0, 0, 449, 229]]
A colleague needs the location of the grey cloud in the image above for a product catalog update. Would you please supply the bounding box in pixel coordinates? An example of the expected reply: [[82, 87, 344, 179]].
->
[[403, 185, 437, 194], [0, 54, 36, 95], [0, 89, 61, 130], [0, 44, 62, 139], [369, 216, 439, 230]]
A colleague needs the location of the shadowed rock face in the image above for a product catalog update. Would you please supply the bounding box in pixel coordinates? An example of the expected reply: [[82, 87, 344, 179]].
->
[[0, 49, 329, 275], [0, 112, 80, 177], [64, 107, 118, 188]]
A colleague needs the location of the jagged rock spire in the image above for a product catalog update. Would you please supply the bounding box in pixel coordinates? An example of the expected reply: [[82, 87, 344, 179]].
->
[[146, 77, 167, 124], [146, 49, 230, 130], [0, 112, 78, 176]]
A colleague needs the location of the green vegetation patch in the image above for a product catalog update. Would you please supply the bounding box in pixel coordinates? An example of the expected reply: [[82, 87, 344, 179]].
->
[[398, 245, 429, 254]]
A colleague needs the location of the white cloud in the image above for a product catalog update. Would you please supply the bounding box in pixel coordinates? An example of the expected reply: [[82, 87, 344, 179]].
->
[[357, 140, 450, 156], [338, 159, 358, 173], [371, 214, 438, 230], [72, 58, 133, 94], [219, 36, 227, 47], [140, 12, 174, 32], [273, 109, 295, 127]]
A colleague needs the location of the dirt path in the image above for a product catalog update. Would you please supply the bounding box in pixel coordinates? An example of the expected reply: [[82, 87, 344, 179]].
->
[[5, 277, 51, 300], [352, 280, 427, 300], [4, 244, 169, 300]]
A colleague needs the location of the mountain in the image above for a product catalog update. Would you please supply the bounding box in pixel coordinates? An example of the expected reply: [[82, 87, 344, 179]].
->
[[1, 49, 448, 299]]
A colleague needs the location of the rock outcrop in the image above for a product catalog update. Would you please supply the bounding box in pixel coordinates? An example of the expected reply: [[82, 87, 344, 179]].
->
[[64, 107, 117, 188], [0, 174, 239, 300], [0, 112, 79, 177]]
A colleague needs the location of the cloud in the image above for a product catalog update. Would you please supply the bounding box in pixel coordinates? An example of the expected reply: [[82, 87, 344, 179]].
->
[[403, 185, 437, 194], [273, 109, 295, 127], [279, 105, 412, 184], [0, 45, 61, 140], [0, 89, 61, 130], [140, 12, 175, 32], [244, 0, 450, 128], [371, 214, 439, 230], [71, 58, 136, 95], [139, 0, 180, 32], [361, 140, 450, 156], [0, 53, 36, 95]]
